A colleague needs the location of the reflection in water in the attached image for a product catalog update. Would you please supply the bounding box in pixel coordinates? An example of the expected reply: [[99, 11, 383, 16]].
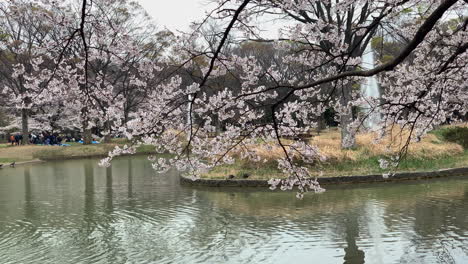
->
[[127, 158, 133, 199], [84, 161, 95, 233], [0, 156, 467, 264], [344, 213, 365, 264], [106, 166, 113, 212], [24, 167, 35, 220]]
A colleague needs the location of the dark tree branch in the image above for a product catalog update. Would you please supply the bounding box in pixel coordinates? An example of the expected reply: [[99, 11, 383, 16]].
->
[[294, 0, 460, 91]]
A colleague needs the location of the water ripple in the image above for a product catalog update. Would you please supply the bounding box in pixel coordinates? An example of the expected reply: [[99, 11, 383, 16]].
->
[[0, 158, 467, 263]]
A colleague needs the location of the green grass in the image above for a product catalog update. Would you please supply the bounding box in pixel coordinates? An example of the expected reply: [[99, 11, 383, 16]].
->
[[33, 144, 116, 160], [135, 144, 156, 154], [206, 160, 283, 179], [430, 126, 468, 148], [0, 158, 16, 163], [0, 138, 159, 164]]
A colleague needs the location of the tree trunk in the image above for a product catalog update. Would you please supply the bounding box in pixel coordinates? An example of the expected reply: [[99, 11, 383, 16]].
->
[[21, 108, 29, 145], [81, 107, 92, 145], [83, 127, 92, 145], [103, 120, 111, 143], [340, 112, 356, 149], [317, 114, 326, 134], [214, 114, 222, 136], [340, 85, 356, 149]]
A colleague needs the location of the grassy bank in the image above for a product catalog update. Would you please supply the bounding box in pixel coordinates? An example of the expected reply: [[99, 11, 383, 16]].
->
[[0, 140, 156, 164], [1, 125, 467, 179], [202, 125, 468, 179]]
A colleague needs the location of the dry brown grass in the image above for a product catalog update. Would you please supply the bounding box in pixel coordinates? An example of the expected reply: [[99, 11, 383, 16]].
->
[[244, 128, 463, 163], [202, 125, 466, 179], [170, 124, 464, 164]]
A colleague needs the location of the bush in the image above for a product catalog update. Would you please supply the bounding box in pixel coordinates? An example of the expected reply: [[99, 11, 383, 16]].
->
[[438, 127, 468, 149]]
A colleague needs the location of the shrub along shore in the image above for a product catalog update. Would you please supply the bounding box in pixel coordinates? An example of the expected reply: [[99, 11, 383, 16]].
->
[[1, 125, 467, 180]]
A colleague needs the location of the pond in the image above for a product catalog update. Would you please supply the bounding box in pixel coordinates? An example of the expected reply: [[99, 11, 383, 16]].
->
[[0, 156, 467, 264]]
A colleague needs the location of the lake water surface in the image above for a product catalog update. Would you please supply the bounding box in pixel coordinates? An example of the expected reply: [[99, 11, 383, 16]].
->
[[0, 156, 467, 263]]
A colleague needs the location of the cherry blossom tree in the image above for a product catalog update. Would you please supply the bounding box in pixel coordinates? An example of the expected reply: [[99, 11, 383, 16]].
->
[[107, 0, 466, 198], [0, 0, 54, 143], [0, 0, 168, 144], [3, 0, 466, 198], [61, 0, 171, 144]]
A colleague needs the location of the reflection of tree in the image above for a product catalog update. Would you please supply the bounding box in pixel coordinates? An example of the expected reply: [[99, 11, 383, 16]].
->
[[103, 165, 119, 263], [106, 167, 113, 212], [402, 187, 468, 263], [127, 158, 133, 199], [83, 161, 95, 233], [200, 179, 468, 263], [23, 167, 36, 220], [343, 213, 365, 264]]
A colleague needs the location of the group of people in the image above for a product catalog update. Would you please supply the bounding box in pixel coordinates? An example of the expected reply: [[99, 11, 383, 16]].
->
[[31, 132, 65, 145], [8, 132, 67, 146]]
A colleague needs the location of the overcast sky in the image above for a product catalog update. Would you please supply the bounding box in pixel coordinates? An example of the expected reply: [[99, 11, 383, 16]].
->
[[136, 0, 213, 33]]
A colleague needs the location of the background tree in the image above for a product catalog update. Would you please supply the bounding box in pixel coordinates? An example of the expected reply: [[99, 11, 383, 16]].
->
[[0, 0, 172, 144], [0, 0, 53, 144]]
